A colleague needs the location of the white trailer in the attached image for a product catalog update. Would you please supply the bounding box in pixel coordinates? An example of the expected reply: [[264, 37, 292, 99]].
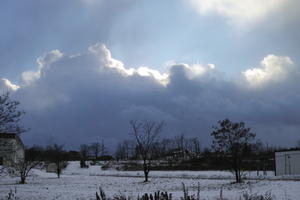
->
[[275, 150, 300, 176]]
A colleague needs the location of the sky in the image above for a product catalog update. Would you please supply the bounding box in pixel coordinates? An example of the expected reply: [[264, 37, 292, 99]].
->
[[1, 0, 300, 150]]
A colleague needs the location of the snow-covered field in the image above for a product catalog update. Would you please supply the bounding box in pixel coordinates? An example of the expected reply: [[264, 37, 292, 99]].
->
[[1, 162, 300, 200]]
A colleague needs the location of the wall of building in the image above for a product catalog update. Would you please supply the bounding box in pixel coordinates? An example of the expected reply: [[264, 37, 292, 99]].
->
[[15, 139, 25, 162], [275, 151, 300, 176], [0, 137, 24, 166], [0, 138, 15, 165]]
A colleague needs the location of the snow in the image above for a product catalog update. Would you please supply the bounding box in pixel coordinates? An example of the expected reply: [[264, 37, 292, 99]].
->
[[1, 162, 300, 200]]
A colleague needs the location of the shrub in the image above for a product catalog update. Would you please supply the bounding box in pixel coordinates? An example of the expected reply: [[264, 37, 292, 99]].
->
[[80, 160, 89, 168], [95, 186, 275, 200]]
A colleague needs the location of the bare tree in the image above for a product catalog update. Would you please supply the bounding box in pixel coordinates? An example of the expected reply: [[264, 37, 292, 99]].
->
[[173, 134, 189, 159], [191, 137, 201, 155], [175, 134, 185, 153], [46, 144, 66, 178], [13, 146, 42, 184], [80, 144, 89, 168], [89, 142, 101, 160], [0, 92, 26, 134], [115, 142, 127, 161], [14, 159, 40, 184], [100, 139, 107, 157], [296, 139, 300, 148], [130, 120, 164, 182], [115, 140, 135, 160], [90, 140, 107, 160], [211, 119, 256, 183]]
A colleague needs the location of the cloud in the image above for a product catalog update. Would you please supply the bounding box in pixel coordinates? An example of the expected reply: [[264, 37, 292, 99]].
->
[[187, 0, 285, 27], [89, 43, 169, 85], [21, 50, 63, 85], [0, 0, 137, 79], [2, 43, 300, 148], [0, 78, 20, 92], [243, 55, 294, 87]]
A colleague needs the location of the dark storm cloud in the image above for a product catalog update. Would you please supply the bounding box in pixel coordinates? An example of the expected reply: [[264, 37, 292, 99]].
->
[[1, 44, 299, 149]]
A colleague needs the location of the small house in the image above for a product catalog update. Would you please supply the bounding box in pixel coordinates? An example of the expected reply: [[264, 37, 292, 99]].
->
[[0, 133, 25, 166], [275, 150, 300, 176]]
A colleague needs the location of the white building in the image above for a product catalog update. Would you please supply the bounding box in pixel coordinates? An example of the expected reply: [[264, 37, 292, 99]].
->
[[275, 150, 300, 176], [0, 133, 25, 166]]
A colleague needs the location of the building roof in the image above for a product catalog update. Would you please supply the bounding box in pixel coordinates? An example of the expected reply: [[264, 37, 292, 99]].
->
[[274, 148, 300, 153], [0, 133, 19, 138], [0, 133, 25, 148]]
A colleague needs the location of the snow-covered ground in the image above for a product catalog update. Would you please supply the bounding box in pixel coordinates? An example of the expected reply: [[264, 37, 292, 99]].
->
[[1, 162, 300, 200]]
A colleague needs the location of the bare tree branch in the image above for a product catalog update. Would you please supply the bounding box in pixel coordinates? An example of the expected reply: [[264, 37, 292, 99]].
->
[[0, 92, 27, 134], [130, 120, 164, 182]]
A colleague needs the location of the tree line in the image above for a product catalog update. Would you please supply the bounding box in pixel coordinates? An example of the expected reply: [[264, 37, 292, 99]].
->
[[0, 92, 298, 184], [115, 133, 201, 161]]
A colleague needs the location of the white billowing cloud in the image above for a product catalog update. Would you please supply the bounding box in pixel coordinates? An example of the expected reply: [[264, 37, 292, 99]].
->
[[187, 63, 215, 79], [135, 66, 169, 85], [19, 43, 214, 90], [243, 55, 294, 87], [21, 50, 63, 85], [0, 78, 20, 92], [89, 43, 169, 85], [166, 61, 216, 80], [187, 0, 285, 26], [89, 43, 124, 71]]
